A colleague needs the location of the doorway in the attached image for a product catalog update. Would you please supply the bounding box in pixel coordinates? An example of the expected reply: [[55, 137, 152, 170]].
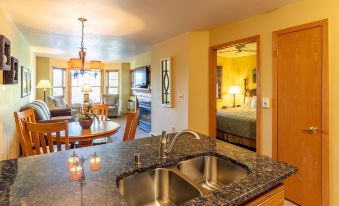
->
[[209, 36, 261, 153], [272, 20, 329, 206]]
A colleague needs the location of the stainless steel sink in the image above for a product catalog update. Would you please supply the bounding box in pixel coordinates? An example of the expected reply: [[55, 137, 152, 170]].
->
[[176, 156, 250, 190], [117, 155, 251, 205], [118, 168, 201, 206]]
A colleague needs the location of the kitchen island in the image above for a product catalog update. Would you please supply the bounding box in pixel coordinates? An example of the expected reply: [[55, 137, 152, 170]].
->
[[0, 134, 297, 205]]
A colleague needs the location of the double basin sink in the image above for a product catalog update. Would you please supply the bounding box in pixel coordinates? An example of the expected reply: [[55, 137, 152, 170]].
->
[[117, 155, 251, 206]]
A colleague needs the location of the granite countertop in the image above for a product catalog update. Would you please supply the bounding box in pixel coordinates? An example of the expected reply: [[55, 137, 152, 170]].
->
[[0, 134, 297, 206]]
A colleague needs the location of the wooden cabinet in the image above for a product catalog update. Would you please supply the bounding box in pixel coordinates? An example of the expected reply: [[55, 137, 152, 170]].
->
[[244, 183, 284, 206]]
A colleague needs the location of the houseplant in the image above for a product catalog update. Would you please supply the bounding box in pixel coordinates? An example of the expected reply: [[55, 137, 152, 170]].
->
[[75, 102, 96, 129]]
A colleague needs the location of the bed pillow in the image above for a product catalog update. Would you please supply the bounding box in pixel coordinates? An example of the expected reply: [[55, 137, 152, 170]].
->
[[251, 96, 257, 108]]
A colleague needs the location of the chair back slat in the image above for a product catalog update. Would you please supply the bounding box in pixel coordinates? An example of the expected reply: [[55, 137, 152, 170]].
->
[[24, 121, 69, 156], [14, 109, 36, 157], [46, 133, 54, 153], [123, 109, 140, 141], [38, 133, 48, 153], [90, 103, 108, 121]]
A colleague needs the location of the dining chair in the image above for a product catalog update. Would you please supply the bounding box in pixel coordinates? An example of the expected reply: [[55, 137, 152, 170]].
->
[[90, 103, 109, 121], [123, 109, 140, 141], [14, 108, 36, 157], [24, 121, 69, 156]]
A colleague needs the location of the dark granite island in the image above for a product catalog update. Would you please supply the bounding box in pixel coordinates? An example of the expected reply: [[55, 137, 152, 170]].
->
[[0, 134, 297, 206]]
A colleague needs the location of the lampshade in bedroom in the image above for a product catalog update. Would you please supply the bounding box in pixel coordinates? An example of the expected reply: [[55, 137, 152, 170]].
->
[[228, 86, 240, 95]]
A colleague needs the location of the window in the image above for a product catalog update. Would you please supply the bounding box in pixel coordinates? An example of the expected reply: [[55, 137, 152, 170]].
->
[[70, 70, 102, 104], [106, 70, 119, 94], [52, 67, 66, 96]]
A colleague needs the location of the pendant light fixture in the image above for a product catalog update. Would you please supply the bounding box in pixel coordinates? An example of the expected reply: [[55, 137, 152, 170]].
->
[[70, 18, 101, 78]]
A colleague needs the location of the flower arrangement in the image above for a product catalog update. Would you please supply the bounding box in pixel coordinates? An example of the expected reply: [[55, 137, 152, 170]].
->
[[75, 101, 97, 128]]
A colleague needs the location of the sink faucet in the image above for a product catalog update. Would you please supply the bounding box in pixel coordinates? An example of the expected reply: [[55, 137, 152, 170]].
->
[[159, 130, 200, 159]]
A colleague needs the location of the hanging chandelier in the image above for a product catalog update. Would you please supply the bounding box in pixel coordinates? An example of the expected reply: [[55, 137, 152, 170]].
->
[[70, 18, 101, 78]]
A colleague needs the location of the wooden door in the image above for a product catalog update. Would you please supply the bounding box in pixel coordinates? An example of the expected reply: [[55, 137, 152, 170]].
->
[[275, 25, 324, 205]]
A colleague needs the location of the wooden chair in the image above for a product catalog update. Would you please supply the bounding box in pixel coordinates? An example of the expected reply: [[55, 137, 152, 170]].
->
[[24, 121, 69, 156], [123, 109, 140, 141], [90, 103, 109, 121], [14, 109, 36, 157]]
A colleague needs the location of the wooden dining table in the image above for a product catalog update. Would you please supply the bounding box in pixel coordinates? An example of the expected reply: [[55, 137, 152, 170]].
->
[[58, 120, 121, 145]]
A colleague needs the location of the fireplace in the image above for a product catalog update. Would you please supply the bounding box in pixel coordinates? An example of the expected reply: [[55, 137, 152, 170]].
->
[[138, 100, 151, 133]]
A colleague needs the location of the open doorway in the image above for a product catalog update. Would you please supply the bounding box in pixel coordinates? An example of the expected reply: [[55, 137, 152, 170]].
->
[[209, 36, 261, 153]]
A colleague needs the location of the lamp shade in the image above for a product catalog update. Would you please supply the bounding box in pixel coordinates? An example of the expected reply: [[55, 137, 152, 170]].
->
[[90, 61, 102, 69], [228, 86, 240, 95], [36, 80, 52, 89], [69, 58, 83, 69], [81, 84, 92, 93]]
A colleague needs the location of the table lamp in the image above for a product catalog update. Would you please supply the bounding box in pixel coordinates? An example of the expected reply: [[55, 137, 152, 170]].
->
[[229, 85, 240, 107], [82, 84, 92, 102], [36, 80, 52, 102]]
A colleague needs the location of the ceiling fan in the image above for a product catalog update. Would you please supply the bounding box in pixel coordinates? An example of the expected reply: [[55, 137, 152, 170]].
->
[[219, 44, 256, 55]]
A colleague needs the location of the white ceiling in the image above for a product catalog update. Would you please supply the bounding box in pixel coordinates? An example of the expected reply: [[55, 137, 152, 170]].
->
[[0, 0, 295, 62], [218, 42, 257, 58]]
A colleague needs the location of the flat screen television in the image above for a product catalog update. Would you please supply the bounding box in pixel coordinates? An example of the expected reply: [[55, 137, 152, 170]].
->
[[134, 66, 150, 88]]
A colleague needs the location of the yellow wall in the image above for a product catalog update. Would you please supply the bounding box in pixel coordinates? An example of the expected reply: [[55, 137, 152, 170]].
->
[[217, 55, 257, 109], [0, 5, 36, 160], [210, 0, 338, 204], [187, 32, 209, 135]]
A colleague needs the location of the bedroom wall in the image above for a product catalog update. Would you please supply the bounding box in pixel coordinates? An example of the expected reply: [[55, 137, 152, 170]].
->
[[210, 0, 338, 204], [0, 5, 36, 160], [217, 55, 256, 109]]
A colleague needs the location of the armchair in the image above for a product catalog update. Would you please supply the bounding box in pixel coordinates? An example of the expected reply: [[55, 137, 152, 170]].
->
[[102, 94, 119, 118]]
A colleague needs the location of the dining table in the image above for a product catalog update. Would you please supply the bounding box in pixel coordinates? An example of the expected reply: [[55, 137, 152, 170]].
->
[[58, 119, 121, 146]]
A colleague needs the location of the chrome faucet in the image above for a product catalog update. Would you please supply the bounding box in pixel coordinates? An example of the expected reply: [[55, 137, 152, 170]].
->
[[159, 130, 200, 159]]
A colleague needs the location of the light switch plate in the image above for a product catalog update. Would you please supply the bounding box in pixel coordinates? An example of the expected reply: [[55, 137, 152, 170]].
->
[[262, 97, 270, 108]]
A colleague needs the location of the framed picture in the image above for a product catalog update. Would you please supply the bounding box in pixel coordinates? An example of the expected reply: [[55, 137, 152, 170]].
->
[[161, 57, 173, 108], [21, 66, 31, 98]]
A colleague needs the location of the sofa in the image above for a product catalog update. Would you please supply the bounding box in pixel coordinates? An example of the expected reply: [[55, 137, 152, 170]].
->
[[20, 100, 73, 123], [102, 94, 119, 118], [47, 95, 81, 118]]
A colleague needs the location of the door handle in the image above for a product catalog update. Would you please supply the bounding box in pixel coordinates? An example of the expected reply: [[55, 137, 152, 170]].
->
[[303, 126, 318, 134]]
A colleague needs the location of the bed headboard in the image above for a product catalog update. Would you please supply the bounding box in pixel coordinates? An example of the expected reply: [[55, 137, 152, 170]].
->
[[244, 79, 257, 97], [249, 89, 256, 97]]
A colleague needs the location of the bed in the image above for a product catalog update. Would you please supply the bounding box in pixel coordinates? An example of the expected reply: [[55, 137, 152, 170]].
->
[[216, 106, 256, 149]]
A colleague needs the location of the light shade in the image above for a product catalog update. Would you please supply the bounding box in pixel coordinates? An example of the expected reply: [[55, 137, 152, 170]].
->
[[228, 86, 240, 95], [69, 58, 83, 69], [81, 84, 92, 93], [36, 80, 52, 89], [90, 61, 102, 69]]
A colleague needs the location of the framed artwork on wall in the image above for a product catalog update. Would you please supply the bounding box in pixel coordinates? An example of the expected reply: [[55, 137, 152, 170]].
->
[[21, 66, 32, 98], [161, 57, 173, 108]]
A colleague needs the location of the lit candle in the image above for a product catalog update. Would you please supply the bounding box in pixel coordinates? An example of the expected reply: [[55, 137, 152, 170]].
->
[[68, 151, 79, 170], [90, 152, 101, 171], [69, 163, 83, 181]]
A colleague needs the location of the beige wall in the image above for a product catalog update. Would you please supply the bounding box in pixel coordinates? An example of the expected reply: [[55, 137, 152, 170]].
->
[[130, 51, 151, 69], [150, 32, 209, 135], [210, 0, 338, 204], [36, 57, 129, 113], [36, 57, 51, 100], [0, 5, 36, 160], [151, 34, 189, 134]]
